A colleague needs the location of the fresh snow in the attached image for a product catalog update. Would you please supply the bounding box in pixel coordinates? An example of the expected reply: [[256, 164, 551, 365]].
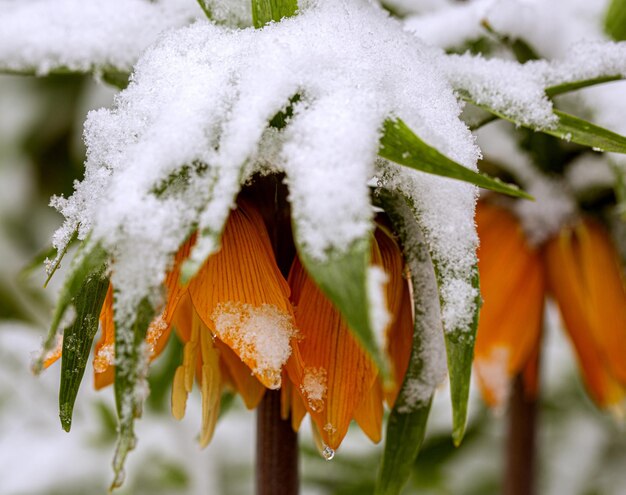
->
[[0, 0, 202, 75]]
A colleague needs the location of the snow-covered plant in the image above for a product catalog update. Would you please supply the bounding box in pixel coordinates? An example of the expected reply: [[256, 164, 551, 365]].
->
[[4, 0, 626, 493]]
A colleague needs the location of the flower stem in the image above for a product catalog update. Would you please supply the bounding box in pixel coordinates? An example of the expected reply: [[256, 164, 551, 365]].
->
[[504, 374, 538, 495], [256, 390, 299, 495]]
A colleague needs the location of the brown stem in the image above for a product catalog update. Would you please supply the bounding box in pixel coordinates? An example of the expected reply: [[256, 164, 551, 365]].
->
[[256, 390, 299, 495], [504, 374, 538, 495]]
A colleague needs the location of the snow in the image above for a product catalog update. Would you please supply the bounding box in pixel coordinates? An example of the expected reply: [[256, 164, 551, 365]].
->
[[300, 367, 328, 412], [48, 0, 483, 343], [211, 302, 297, 389], [0, 0, 202, 76], [404, 0, 492, 49], [379, 163, 479, 336], [367, 266, 391, 355]]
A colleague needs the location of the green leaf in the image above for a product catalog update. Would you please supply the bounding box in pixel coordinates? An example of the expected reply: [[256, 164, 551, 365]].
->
[[251, 0, 298, 28], [33, 240, 107, 375], [546, 110, 626, 153], [374, 190, 442, 495], [59, 271, 109, 432], [470, 100, 626, 154], [379, 118, 532, 199], [111, 297, 155, 491], [444, 266, 480, 446], [295, 236, 388, 377], [545, 75, 623, 98], [375, 189, 481, 448], [377, 400, 433, 495], [606, 0, 626, 40]]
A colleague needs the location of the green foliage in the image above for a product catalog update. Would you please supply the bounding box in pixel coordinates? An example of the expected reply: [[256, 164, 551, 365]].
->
[[112, 297, 156, 490], [443, 266, 480, 446], [379, 118, 532, 199], [251, 0, 299, 28], [374, 190, 439, 495], [59, 271, 109, 431], [34, 241, 107, 374], [605, 0, 626, 40]]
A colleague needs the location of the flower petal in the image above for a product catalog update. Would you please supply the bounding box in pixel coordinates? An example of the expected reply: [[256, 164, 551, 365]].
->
[[289, 257, 377, 450], [474, 203, 545, 408], [577, 219, 626, 384], [94, 284, 115, 389], [189, 201, 298, 390], [545, 226, 625, 407], [353, 379, 384, 443]]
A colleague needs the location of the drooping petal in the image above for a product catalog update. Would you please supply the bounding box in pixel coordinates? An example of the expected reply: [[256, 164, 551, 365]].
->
[[289, 257, 378, 450], [94, 284, 116, 389], [353, 379, 384, 443], [189, 201, 299, 390], [545, 225, 626, 408], [199, 320, 222, 447], [384, 281, 414, 407], [375, 226, 413, 406], [474, 203, 545, 408], [215, 339, 266, 410], [93, 239, 194, 390], [577, 219, 626, 384]]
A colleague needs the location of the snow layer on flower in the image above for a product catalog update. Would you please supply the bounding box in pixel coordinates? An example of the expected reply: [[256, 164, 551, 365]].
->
[[301, 367, 328, 412], [51, 0, 481, 321], [0, 0, 202, 75], [211, 302, 297, 389]]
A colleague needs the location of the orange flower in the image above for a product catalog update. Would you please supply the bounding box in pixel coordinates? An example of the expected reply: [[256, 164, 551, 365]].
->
[[46, 200, 414, 452], [474, 201, 626, 411]]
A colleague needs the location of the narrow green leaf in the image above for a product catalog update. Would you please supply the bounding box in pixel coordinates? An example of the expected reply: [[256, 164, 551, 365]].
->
[[546, 110, 626, 154], [59, 271, 109, 432], [111, 297, 155, 491], [296, 237, 388, 377], [44, 230, 78, 288], [606, 0, 626, 40], [196, 0, 214, 20], [377, 400, 433, 495], [444, 266, 480, 446], [375, 190, 442, 495], [33, 240, 107, 375], [379, 118, 532, 199], [251, 0, 298, 28], [469, 100, 626, 154], [375, 189, 481, 448], [545, 75, 623, 98]]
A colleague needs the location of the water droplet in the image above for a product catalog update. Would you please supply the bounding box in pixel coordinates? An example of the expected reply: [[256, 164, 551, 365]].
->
[[321, 445, 335, 461]]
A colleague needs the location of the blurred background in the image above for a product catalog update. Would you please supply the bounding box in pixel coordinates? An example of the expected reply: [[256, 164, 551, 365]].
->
[[0, 69, 625, 495]]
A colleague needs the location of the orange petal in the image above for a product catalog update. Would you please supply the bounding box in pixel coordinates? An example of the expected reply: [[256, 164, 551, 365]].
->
[[353, 379, 384, 443], [93, 239, 193, 389], [474, 204, 545, 408], [577, 219, 626, 384], [384, 281, 414, 406], [214, 339, 266, 409], [545, 226, 625, 407], [189, 201, 298, 390], [94, 284, 116, 389], [42, 336, 63, 369], [288, 257, 377, 450]]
